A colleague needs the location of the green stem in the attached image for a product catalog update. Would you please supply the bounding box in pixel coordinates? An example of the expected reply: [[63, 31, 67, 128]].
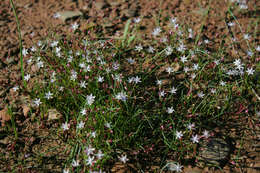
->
[[10, 0, 26, 88]]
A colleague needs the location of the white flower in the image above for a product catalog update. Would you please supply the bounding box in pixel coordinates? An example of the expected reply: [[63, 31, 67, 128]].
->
[[45, 91, 53, 100], [168, 162, 183, 172], [191, 134, 199, 143], [220, 81, 226, 86], [33, 98, 42, 107], [81, 108, 87, 115], [55, 47, 61, 53], [234, 59, 241, 67], [187, 123, 195, 130], [134, 76, 141, 84], [166, 67, 174, 74], [50, 41, 59, 47], [180, 56, 188, 63], [165, 46, 173, 56], [119, 154, 129, 163], [193, 64, 199, 70], [247, 50, 253, 57], [62, 122, 69, 131], [24, 74, 31, 81], [133, 17, 141, 23], [169, 86, 177, 94], [30, 46, 36, 52], [228, 22, 235, 27], [167, 107, 175, 114], [53, 12, 61, 18], [246, 67, 255, 75], [72, 159, 80, 167], [80, 81, 87, 88], [85, 145, 95, 156], [197, 92, 205, 98], [128, 77, 134, 83], [202, 130, 210, 138], [135, 44, 143, 52], [98, 76, 104, 83], [112, 62, 120, 70], [148, 46, 155, 53], [177, 43, 186, 52], [70, 70, 77, 81], [210, 88, 216, 94], [214, 59, 220, 65], [157, 80, 162, 86], [12, 86, 19, 92], [256, 46, 260, 52], [77, 121, 85, 129], [86, 156, 95, 166], [63, 168, 69, 173], [96, 150, 104, 160], [191, 73, 196, 79], [105, 122, 111, 129], [126, 58, 135, 64], [22, 48, 28, 56], [115, 92, 127, 101], [159, 90, 166, 97], [243, 34, 250, 40], [71, 22, 79, 31], [184, 67, 189, 73], [91, 131, 96, 138], [176, 131, 183, 139], [170, 17, 177, 25], [86, 94, 95, 105], [37, 61, 44, 68], [152, 27, 161, 37]]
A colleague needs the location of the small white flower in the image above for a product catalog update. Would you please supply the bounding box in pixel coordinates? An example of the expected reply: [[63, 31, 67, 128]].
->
[[187, 123, 195, 130], [133, 17, 141, 23], [168, 162, 183, 172], [214, 59, 220, 65], [228, 22, 235, 27], [96, 150, 104, 160], [191, 134, 199, 143], [62, 122, 69, 131], [22, 48, 28, 56], [169, 86, 177, 94], [220, 81, 226, 86], [80, 108, 87, 115], [134, 76, 141, 84], [159, 90, 166, 97], [197, 92, 205, 98], [204, 39, 210, 44], [191, 73, 196, 79], [119, 154, 129, 163], [256, 46, 260, 52], [246, 67, 255, 75], [152, 27, 161, 37], [126, 58, 135, 64], [247, 50, 253, 57], [63, 168, 69, 173], [30, 46, 36, 52], [12, 86, 19, 92], [80, 81, 87, 88], [45, 91, 53, 100], [86, 156, 96, 166], [135, 44, 143, 52], [180, 56, 188, 63], [157, 80, 162, 86], [86, 94, 95, 105], [243, 34, 250, 40], [97, 76, 104, 83], [166, 67, 174, 74], [77, 121, 85, 129], [165, 46, 173, 56], [33, 98, 42, 107], [167, 107, 175, 114], [24, 74, 31, 81], [37, 61, 44, 68], [177, 43, 186, 52], [115, 92, 127, 101], [170, 17, 177, 25], [202, 130, 210, 138], [112, 62, 120, 70], [59, 86, 64, 91], [147, 46, 155, 53], [184, 67, 189, 73], [71, 22, 79, 31], [210, 88, 216, 94], [234, 59, 241, 67], [50, 41, 59, 47], [72, 159, 80, 167], [85, 145, 95, 156], [176, 131, 183, 139], [193, 64, 199, 71], [91, 131, 96, 138], [53, 12, 61, 19], [128, 77, 134, 83]]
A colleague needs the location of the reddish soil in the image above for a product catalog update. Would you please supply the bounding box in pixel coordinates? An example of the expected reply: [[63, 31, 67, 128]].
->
[[0, 0, 259, 172]]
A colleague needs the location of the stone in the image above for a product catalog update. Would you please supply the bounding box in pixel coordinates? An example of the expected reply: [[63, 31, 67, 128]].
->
[[198, 138, 230, 166], [57, 11, 83, 22]]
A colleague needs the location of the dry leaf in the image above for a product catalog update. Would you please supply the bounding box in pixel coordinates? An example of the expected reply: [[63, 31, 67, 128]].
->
[[22, 104, 30, 117], [0, 107, 11, 126], [47, 109, 62, 121]]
